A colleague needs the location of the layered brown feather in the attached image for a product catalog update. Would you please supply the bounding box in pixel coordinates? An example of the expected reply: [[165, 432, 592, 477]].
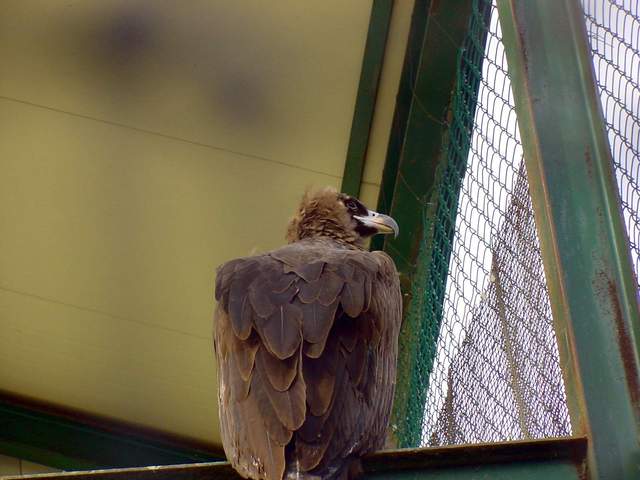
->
[[214, 188, 401, 480]]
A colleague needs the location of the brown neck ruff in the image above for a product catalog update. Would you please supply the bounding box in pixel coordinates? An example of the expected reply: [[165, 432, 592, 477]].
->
[[285, 187, 363, 249]]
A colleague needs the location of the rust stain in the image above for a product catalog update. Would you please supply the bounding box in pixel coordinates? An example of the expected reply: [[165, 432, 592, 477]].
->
[[584, 148, 594, 182], [561, 326, 590, 435], [608, 278, 640, 408], [513, 5, 529, 76], [597, 270, 640, 413], [520, 34, 528, 75], [576, 461, 589, 480]]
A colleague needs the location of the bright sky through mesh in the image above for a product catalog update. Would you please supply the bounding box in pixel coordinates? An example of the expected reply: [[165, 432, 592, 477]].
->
[[583, 0, 640, 285], [419, 1, 571, 445]]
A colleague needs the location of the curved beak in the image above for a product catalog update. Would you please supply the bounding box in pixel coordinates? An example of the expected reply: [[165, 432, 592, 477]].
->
[[354, 210, 399, 238]]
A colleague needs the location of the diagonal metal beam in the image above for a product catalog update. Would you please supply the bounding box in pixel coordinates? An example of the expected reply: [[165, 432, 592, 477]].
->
[[341, 0, 394, 198], [0, 391, 222, 471], [375, 0, 488, 448], [497, 0, 640, 477]]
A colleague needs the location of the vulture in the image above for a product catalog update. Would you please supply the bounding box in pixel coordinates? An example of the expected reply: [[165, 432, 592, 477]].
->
[[214, 187, 402, 480]]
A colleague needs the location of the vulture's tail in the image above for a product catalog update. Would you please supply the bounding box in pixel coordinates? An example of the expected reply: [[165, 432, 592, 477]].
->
[[284, 458, 363, 480]]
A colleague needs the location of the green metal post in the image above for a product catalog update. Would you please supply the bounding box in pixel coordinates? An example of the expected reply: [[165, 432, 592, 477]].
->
[[497, 0, 640, 477], [368, 0, 480, 447], [372, 0, 475, 260], [2, 437, 589, 480], [398, 0, 493, 447], [341, 0, 394, 198], [0, 393, 221, 471]]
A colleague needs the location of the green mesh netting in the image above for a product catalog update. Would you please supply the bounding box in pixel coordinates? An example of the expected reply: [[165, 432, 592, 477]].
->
[[391, 0, 572, 448], [583, 0, 640, 286]]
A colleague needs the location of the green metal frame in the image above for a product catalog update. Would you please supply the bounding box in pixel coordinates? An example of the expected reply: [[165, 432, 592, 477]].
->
[[341, 0, 394, 198], [0, 392, 222, 470], [369, 0, 485, 447], [397, 0, 493, 448], [373, 0, 640, 475], [497, 0, 640, 478], [372, 0, 475, 263], [5, 437, 587, 480]]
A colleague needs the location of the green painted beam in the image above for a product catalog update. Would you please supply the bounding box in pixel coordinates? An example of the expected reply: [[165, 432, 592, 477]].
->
[[398, 0, 493, 448], [341, 0, 394, 198], [369, 462, 581, 480], [0, 393, 222, 471], [373, 0, 432, 255], [368, 0, 480, 447], [497, 0, 640, 478], [371, 0, 475, 277], [4, 437, 587, 480]]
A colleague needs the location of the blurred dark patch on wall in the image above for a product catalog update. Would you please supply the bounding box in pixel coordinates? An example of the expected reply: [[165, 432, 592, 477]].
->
[[0, 0, 369, 175], [26, 1, 287, 133], [99, 7, 155, 70]]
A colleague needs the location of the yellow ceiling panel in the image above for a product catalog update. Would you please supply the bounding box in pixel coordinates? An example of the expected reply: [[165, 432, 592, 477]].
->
[[0, 98, 340, 446], [0, 99, 341, 339], [0, 0, 371, 179], [0, 287, 219, 444]]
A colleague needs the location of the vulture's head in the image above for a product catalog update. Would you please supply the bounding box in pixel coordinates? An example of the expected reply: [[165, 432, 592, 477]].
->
[[286, 187, 399, 248]]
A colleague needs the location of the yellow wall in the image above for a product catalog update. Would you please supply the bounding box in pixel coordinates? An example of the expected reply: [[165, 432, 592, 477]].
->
[[0, 0, 413, 448]]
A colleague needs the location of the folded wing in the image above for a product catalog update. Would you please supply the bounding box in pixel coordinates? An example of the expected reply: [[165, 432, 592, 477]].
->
[[214, 240, 401, 480]]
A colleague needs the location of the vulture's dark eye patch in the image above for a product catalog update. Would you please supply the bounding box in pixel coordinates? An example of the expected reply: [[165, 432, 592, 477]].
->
[[342, 196, 367, 216]]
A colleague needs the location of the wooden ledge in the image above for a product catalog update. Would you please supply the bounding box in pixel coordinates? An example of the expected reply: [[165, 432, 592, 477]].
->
[[2, 437, 587, 479]]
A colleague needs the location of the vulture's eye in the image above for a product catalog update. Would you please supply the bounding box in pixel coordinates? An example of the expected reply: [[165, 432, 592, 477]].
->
[[345, 200, 358, 212]]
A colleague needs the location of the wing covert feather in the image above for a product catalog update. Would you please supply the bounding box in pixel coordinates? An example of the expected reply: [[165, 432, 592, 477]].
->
[[214, 242, 401, 480], [259, 346, 298, 392]]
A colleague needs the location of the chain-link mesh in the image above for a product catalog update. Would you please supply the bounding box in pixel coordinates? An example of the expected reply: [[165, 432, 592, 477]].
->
[[582, 0, 640, 285], [391, 0, 572, 448]]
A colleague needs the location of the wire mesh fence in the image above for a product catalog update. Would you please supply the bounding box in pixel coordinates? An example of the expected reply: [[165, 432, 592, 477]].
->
[[582, 0, 640, 286], [391, 0, 572, 448]]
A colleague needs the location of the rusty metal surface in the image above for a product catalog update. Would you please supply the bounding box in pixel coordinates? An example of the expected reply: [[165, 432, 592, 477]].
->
[[497, 0, 640, 478]]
